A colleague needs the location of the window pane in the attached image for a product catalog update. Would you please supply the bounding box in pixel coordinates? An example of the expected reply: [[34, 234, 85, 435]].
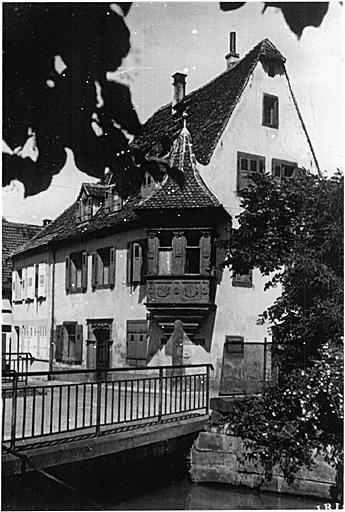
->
[[283, 165, 295, 178], [259, 161, 264, 173], [186, 247, 200, 274], [240, 158, 248, 171], [158, 249, 172, 275], [250, 160, 257, 173], [274, 165, 281, 178], [76, 268, 82, 289], [103, 265, 110, 286]]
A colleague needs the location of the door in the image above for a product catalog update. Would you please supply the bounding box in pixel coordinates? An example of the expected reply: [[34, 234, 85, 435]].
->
[[95, 329, 110, 377], [127, 320, 147, 366]]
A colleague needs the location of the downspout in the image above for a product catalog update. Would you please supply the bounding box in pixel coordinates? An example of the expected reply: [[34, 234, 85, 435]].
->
[[48, 246, 56, 379]]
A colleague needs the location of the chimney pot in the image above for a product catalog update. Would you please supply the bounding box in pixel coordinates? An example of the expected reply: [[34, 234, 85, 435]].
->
[[43, 219, 52, 227], [172, 72, 187, 110], [225, 31, 240, 70]]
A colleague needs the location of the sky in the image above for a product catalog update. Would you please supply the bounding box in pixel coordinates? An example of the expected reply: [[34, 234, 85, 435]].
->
[[2, 1, 344, 226]]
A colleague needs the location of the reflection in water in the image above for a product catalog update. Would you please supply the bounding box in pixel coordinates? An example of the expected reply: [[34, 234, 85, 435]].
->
[[3, 453, 325, 510]]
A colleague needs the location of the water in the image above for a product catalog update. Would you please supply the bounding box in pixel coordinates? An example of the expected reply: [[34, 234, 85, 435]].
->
[[2, 453, 325, 510]]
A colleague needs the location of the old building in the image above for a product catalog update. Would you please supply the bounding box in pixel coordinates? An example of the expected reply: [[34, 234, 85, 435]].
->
[[11, 36, 319, 387], [2, 218, 42, 355]]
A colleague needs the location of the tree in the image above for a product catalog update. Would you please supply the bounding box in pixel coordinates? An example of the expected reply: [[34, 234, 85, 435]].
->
[[219, 170, 343, 500]]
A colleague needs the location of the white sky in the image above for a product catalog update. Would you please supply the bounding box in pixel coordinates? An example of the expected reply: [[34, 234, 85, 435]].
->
[[2, 1, 344, 225]]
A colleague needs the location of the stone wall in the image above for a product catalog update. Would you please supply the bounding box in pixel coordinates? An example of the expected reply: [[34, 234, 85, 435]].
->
[[190, 431, 336, 500]]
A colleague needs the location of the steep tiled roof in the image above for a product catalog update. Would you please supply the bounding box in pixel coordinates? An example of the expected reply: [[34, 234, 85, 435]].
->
[[133, 39, 285, 165], [137, 115, 221, 210], [81, 183, 107, 199], [2, 219, 42, 295]]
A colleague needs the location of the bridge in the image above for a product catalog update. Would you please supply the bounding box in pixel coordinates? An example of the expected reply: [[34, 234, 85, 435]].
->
[[2, 364, 211, 477]]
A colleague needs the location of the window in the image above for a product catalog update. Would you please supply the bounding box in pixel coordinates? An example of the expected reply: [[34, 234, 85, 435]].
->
[[127, 240, 146, 286], [224, 335, 244, 356], [126, 320, 147, 366], [55, 323, 83, 364], [232, 270, 253, 288], [65, 251, 88, 294], [158, 231, 173, 275], [76, 196, 93, 223], [141, 171, 157, 199], [105, 186, 122, 213], [185, 231, 201, 274], [237, 152, 265, 193], [263, 94, 279, 128], [92, 247, 115, 289], [272, 159, 297, 182]]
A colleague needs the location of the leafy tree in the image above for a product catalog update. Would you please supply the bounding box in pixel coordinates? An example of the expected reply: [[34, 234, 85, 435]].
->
[[219, 170, 343, 501]]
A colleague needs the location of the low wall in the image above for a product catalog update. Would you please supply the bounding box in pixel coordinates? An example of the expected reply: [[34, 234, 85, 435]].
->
[[190, 431, 336, 500]]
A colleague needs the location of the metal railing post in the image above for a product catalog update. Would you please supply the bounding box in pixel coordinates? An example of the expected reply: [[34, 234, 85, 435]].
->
[[158, 368, 163, 423], [95, 369, 102, 436], [263, 337, 267, 389], [10, 373, 18, 449], [205, 365, 210, 415]]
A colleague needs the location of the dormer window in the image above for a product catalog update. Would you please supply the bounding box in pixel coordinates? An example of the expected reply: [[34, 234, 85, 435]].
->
[[76, 196, 93, 223], [105, 186, 122, 213], [141, 171, 157, 199]]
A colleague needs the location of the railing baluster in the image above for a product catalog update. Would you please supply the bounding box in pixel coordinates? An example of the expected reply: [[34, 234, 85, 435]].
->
[[22, 388, 27, 438], [206, 366, 210, 414], [31, 387, 36, 438], [148, 379, 151, 418], [58, 386, 62, 432], [75, 385, 78, 429], [67, 385, 70, 431], [41, 385, 45, 436], [82, 384, 86, 428], [179, 375, 183, 413], [111, 382, 115, 424], [136, 380, 139, 420], [90, 383, 94, 426], [124, 381, 127, 422], [142, 379, 145, 419], [10, 374, 18, 448], [158, 368, 163, 422], [117, 381, 121, 422], [2, 395, 6, 442], [96, 372, 102, 435], [104, 381, 108, 425], [49, 387, 54, 434]]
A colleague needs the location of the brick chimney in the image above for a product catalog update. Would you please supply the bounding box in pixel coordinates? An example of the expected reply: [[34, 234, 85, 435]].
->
[[172, 72, 187, 110], [225, 32, 239, 70]]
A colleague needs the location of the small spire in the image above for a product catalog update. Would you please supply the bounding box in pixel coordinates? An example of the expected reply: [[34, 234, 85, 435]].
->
[[181, 111, 189, 136]]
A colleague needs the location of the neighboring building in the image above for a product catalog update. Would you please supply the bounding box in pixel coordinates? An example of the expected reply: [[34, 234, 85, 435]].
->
[[11, 36, 319, 387], [2, 218, 42, 355]]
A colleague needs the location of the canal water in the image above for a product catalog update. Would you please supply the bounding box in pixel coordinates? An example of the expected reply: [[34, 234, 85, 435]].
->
[[3, 451, 326, 510]]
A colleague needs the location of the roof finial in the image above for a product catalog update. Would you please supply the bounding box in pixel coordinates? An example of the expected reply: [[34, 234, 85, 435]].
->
[[181, 111, 189, 134]]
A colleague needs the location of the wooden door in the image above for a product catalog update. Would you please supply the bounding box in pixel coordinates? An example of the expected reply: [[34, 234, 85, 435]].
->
[[127, 321, 147, 366]]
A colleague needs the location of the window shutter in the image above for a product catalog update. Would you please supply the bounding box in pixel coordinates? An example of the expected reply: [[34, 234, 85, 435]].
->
[[84, 197, 92, 221], [92, 253, 98, 288], [105, 191, 111, 211], [132, 242, 143, 283], [109, 247, 116, 287], [22, 267, 27, 300], [172, 233, 186, 275], [65, 257, 70, 293], [82, 251, 88, 291], [80, 200, 85, 222], [38, 263, 46, 298], [200, 233, 212, 275], [55, 325, 63, 362], [147, 233, 159, 275], [27, 266, 35, 300], [126, 243, 133, 285], [76, 201, 81, 223], [12, 271, 17, 301], [237, 156, 249, 193], [75, 324, 83, 364]]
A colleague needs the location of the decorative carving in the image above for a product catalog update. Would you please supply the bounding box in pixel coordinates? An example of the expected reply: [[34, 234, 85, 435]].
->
[[173, 285, 180, 295], [157, 284, 171, 298], [201, 283, 209, 295], [183, 284, 199, 299]]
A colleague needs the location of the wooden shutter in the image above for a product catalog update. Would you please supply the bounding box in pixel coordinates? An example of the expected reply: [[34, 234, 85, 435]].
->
[[109, 247, 116, 287], [22, 267, 27, 300], [237, 155, 249, 192], [147, 233, 159, 275], [75, 324, 83, 364], [104, 191, 111, 211], [76, 201, 81, 223], [84, 197, 92, 221], [126, 243, 132, 285], [82, 251, 88, 291], [12, 272, 16, 301], [132, 242, 142, 283], [172, 233, 186, 275], [55, 325, 63, 362], [200, 233, 211, 275], [38, 263, 46, 298], [91, 253, 98, 288], [80, 200, 85, 222], [27, 266, 35, 300], [65, 257, 70, 293]]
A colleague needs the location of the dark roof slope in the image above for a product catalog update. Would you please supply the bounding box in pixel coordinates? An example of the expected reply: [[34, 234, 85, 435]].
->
[[2, 219, 42, 294], [137, 116, 221, 210], [133, 39, 286, 165]]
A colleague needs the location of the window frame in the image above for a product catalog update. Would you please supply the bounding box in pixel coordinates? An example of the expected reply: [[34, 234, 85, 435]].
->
[[232, 269, 253, 288], [271, 158, 297, 182], [262, 93, 279, 129], [66, 251, 88, 294], [93, 247, 115, 289], [237, 152, 265, 194]]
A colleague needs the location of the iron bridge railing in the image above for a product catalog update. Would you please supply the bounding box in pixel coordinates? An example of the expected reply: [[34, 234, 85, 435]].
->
[[2, 364, 212, 449], [2, 352, 35, 383]]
